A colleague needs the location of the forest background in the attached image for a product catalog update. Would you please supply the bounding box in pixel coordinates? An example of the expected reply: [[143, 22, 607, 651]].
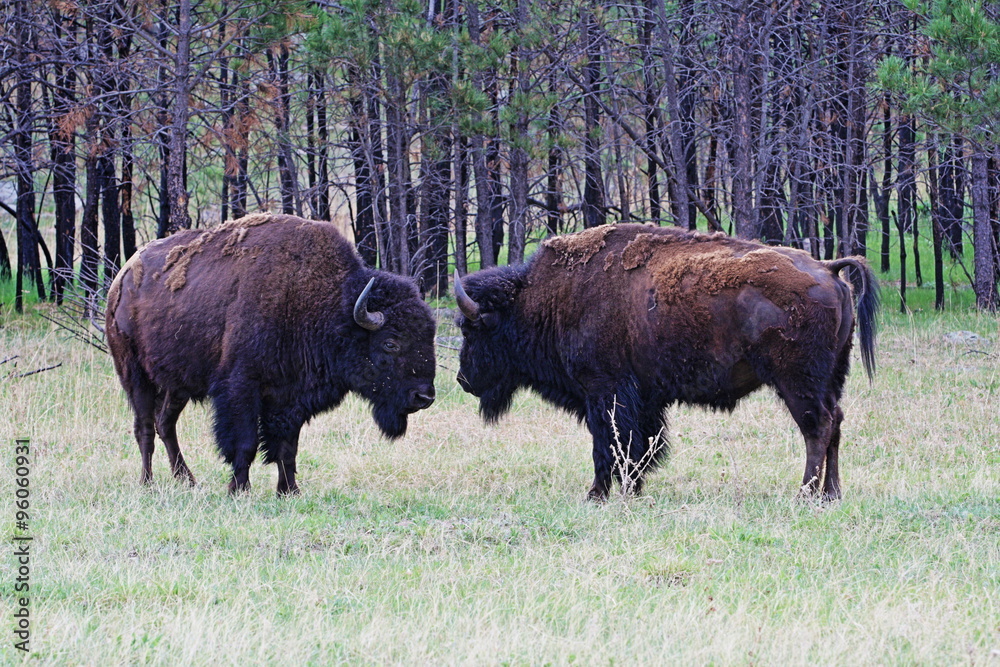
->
[[1, 0, 999, 312]]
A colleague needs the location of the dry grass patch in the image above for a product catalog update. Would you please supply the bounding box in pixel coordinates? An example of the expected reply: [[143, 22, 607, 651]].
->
[[1, 303, 997, 664]]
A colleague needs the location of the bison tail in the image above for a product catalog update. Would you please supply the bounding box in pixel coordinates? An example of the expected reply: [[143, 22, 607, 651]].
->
[[826, 257, 880, 382]]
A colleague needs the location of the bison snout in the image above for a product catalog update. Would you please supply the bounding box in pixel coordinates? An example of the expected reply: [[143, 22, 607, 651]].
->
[[408, 385, 436, 411]]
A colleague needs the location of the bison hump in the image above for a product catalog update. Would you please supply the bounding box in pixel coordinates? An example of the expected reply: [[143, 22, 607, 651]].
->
[[542, 225, 616, 269], [155, 213, 282, 291]]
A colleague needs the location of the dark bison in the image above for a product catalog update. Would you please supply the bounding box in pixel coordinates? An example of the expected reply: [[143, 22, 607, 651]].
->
[[454, 223, 878, 501], [106, 213, 436, 495]]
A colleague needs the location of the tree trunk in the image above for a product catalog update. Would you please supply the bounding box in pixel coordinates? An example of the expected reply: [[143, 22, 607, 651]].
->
[[897, 114, 916, 288], [879, 99, 892, 272], [487, 101, 504, 261], [991, 156, 1000, 289], [47, 10, 77, 302], [47, 33, 77, 300], [641, 0, 660, 222], [315, 70, 331, 222], [454, 135, 469, 276], [120, 118, 136, 259], [581, 8, 606, 229], [676, 0, 699, 229], [730, 3, 756, 239], [0, 228, 10, 281], [81, 126, 101, 303], [114, 9, 136, 263], [940, 135, 965, 257], [927, 135, 945, 310], [100, 154, 121, 279], [14, 16, 45, 310], [233, 73, 251, 220], [896, 208, 907, 313], [507, 0, 529, 263], [306, 71, 318, 218], [385, 71, 411, 275], [418, 0, 454, 294], [219, 21, 232, 223], [348, 66, 378, 266], [167, 0, 193, 232], [703, 103, 720, 231], [971, 150, 998, 310], [365, 57, 389, 269], [468, 1, 497, 268], [269, 44, 300, 217], [545, 94, 564, 236]]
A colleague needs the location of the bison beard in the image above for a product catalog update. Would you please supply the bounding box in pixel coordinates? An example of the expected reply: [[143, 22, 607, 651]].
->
[[455, 224, 878, 501], [106, 214, 436, 495]]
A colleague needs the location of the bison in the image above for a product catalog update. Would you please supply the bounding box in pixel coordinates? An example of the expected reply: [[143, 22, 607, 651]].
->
[[453, 223, 878, 501], [106, 213, 437, 495]]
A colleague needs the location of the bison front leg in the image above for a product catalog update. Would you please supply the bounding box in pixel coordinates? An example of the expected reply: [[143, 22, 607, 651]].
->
[[260, 408, 306, 496], [275, 432, 300, 496], [212, 387, 261, 494], [584, 390, 650, 501]]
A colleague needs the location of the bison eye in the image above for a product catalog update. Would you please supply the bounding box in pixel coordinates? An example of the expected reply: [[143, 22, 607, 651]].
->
[[382, 339, 401, 353]]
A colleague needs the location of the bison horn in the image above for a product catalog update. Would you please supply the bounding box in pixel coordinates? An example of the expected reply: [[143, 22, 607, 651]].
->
[[354, 277, 385, 331], [453, 271, 480, 321]]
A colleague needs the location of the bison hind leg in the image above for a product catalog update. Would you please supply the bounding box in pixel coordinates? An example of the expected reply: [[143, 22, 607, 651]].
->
[[822, 405, 845, 501], [114, 349, 157, 485], [776, 383, 838, 499], [155, 392, 195, 486], [131, 386, 157, 486]]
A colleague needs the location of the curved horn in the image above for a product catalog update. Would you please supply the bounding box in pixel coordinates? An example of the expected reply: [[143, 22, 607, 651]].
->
[[354, 277, 385, 331], [454, 271, 481, 321]]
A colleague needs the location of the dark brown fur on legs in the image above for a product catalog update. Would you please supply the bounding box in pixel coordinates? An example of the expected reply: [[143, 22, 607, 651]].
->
[[155, 391, 195, 485], [824, 406, 845, 500], [133, 391, 156, 486]]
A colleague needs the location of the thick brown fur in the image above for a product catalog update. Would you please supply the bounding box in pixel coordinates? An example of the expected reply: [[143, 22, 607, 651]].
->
[[457, 223, 878, 501], [106, 214, 436, 495]]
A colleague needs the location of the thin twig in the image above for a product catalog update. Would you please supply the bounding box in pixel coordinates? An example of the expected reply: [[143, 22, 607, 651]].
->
[[7, 363, 62, 379]]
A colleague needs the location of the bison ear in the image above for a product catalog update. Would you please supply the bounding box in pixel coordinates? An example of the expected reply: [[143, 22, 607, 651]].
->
[[354, 277, 386, 331]]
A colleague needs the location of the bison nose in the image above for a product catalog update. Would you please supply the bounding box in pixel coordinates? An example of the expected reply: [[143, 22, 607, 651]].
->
[[409, 385, 435, 411]]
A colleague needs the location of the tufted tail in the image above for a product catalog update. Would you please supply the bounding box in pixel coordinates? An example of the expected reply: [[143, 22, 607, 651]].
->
[[825, 257, 880, 382]]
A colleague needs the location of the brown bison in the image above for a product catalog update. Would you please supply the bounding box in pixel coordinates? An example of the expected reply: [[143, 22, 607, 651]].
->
[[106, 213, 436, 495], [454, 223, 878, 501]]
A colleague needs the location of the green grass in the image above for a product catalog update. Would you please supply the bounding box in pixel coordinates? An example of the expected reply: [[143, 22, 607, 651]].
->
[[1, 292, 997, 664]]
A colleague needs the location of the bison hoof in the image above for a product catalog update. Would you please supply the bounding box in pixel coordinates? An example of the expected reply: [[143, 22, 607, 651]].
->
[[586, 485, 609, 503], [139, 471, 153, 486], [228, 479, 251, 495], [276, 483, 300, 497], [795, 488, 824, 503], [174, 467, 197, 487]]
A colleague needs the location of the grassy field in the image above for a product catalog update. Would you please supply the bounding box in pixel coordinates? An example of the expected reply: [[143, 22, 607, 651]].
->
[[1, 288, 998, 665]]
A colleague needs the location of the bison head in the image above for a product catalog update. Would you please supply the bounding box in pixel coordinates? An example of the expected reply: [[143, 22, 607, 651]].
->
[[453, 268, 524, 422], [347, 276, 437, 439]]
